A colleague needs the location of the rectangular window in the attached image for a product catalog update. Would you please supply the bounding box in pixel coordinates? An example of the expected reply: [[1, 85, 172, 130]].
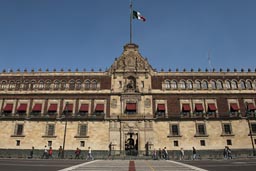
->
[[156, 104, 165, 116], [227, 139, 232, 146], [196, 123, 207, 136], [173, 140, 179, 147], [48, 141, 52, 147], [170, 124, 180, 136], [251, 123, 256, 134], [200, 140, 206, 146], [15, 124, 24, 136], [46, 124, 55, 136], [125, 103, 137, 114], [95, 104, 105, 115], [222, 123, 232, 135], [78, 124, 87, 137], [16, 140, 20, 146], [80, 141, 85, 147]]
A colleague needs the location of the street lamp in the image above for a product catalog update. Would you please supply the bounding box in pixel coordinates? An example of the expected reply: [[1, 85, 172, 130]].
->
[[245, 102, 256, 156], [247, 118, 256, 156], [61, 102, 69, 159]]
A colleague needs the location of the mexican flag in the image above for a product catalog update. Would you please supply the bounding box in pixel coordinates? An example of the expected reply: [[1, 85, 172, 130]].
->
[[133, 10, 146, 22]]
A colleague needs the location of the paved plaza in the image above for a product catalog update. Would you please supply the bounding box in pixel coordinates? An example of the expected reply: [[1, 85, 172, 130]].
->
[[1, 158, 256, 171]]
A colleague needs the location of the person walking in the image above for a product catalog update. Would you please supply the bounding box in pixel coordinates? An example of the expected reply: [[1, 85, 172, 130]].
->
[[152, 148, 157, 160], [180, 148, 185, 160], [86, 147, 94, 160], [48, 147, 53, 159], [163, 147, 168, 160], [192, 147, 197, 160], [58, 146, 63, 159], [108, 142, 112, 159], [75, 147, 81, 159], [42, 145, 48, 159], [158, 148, 162, 160], [227, 146, 232, 159], [28, 146, 34, 159]]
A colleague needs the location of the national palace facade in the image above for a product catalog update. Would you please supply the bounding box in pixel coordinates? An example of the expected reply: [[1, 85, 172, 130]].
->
[[0, 43, 256, 158]]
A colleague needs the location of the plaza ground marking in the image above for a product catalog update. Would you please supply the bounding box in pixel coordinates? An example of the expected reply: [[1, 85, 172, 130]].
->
[[58, 160, 98, 171], [167, 160, 208, 171]]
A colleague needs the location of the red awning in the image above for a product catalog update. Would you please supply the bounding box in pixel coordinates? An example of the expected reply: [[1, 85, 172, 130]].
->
[[126, 103, 137, 110], [230, 103, 239, 111], [64, 103, 73, 112], [95, 104, 104, 111], [17, 103, 27, 112], [195, 103, 203, 111], [32, 104, 42, 112], [79, 104, 89, 112], [182, 104, 191, 112], [208, 103, 217, 111], [3, 103, 13, 112], [48, 104, 58, 112], [247, 103, 256, 110], [157, 104, 165, 111]]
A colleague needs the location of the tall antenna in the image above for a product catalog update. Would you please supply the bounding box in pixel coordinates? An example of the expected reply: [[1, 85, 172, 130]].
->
[[208, 49, 213, 71]]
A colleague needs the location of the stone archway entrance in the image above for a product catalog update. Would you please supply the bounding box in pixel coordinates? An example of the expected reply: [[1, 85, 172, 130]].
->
[[125, 131, 138, 156]]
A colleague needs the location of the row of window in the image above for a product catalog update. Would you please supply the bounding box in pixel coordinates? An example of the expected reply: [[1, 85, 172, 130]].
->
[[169, 122, 256, 137], [1, 102, 105, 116], [156, 100, 256, 116], [13, 123, 88, 137], [0, 79, 100, 91], [163, 79, 255, 90], [1, 99, 256, 117], [12, 122, 256, 148]]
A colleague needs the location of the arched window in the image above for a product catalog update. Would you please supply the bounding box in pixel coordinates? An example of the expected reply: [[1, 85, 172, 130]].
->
[[76, 80, 82, 90], [195, 80, 201, 89], [23, 80, 29, 90], [54, 80, 60, 90], [246, 80, 252, 89], [31, 80, 36, 90], [179, 80, 186, 89], [85, 80, 90, 89], [225, 80, 231, 89], [69, 79, 75, 90], [38, 80, 44, 90], [231, 80, 238, 89], [9, 80, 16, 89], [201, 80, 208, 89], [186, 80, 193, 89], [0, 80, 7, 89], [210, 80, 217, 90], [45, 80, 51, 90], [216, 80, 223, 89], [240, 80, 246, 89], [60, 80, 66, 90], [165, 80, 171, 89], [91, 80, 97, 89], [171, 80, 178, 89], [16, 80, 21, 90]]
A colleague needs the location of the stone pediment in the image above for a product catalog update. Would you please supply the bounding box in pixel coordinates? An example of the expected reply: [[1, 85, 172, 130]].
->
[[109, 44, 153, 73]]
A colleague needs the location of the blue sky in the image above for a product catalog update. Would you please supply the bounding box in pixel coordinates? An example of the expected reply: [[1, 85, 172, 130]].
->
[[0, 0, 256, 72]]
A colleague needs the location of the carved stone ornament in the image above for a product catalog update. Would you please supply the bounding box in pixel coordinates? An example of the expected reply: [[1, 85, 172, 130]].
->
[[109, 43, 153, 73]]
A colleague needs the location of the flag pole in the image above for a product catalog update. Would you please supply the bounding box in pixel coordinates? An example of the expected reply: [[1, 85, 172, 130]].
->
[[130, 0, 133, 44]]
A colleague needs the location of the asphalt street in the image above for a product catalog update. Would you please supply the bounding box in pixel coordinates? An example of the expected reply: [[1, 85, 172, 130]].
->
[[0, 158, 256, 171]]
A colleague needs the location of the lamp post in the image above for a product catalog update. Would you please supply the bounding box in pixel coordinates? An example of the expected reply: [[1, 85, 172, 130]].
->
[[247, 118, 256, 156], [62, 102, 68, 159], [245, 102, 256, 156]]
